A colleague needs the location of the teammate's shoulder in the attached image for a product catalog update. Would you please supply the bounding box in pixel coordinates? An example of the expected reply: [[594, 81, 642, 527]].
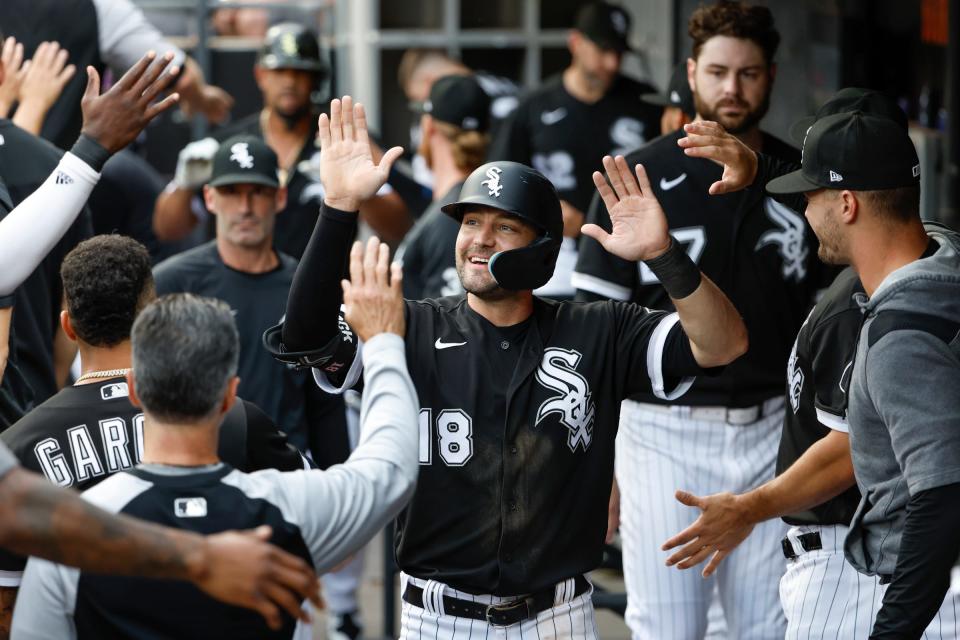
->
[[610, 74, 658, 97], [809, 267, 865, 328], [406, 294, 467, 313], [154, 241, 221, 276], [276, 249, 299, 273], [515, 75, 565, 106], [623, 130, 685, 164], [81, 470, 152, 512]]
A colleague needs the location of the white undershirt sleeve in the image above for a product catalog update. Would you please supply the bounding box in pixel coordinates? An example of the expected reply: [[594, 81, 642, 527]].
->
[[0, 153, 101, 297], [93, 0, 186, 72]]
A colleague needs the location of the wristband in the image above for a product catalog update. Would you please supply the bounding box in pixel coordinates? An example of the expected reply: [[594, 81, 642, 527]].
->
[[643, 238, 702, 299], [69, 134, 111, 173]]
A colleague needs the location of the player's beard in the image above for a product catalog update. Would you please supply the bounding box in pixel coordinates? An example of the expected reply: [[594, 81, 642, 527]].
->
[[455, 251, 512, 301], [813, 206, 848, 265], [694, 91, 771, 135]]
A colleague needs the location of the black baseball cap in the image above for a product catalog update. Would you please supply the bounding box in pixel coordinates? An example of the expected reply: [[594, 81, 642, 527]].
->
[[574, 2, 632, 52], [410, 74, 491, 132], [209, 135, 280, 189], [258, 23, 328, 76], [642, 61, 695, 117], [767, 111, 920, 195], [789, 87, 907, 145]]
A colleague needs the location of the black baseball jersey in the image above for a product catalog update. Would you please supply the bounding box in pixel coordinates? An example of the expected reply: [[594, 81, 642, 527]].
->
[[0, 119, 92, 405], [396, 181, 464, 300], [273, 295, 709, 595], [488, 74, 660, 213], [153, 241, 344, 453], [573, 130, 830, 407], [777, 267, 864, 526], [0, 175, 32, 429], [0, 377, 306, 584]]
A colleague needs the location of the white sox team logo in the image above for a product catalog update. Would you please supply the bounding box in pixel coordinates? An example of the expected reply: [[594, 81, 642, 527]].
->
[[481, 166, 503, 197], [535, 348, 596, 452], [756, 199, 808, 281], [230, 142, 255, 169], [787, 338, 804, 414]]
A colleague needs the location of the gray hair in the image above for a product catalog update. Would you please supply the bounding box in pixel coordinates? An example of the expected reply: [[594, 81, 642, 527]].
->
[[131, 293, 240, 422]]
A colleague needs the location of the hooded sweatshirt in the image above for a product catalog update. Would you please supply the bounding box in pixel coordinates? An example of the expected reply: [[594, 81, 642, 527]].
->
[[845, 221, 960, 577]]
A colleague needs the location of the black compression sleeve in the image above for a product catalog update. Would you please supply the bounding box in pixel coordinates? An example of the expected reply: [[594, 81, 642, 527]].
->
[[869, 482, 960, 639], [282, 204, 358, 351]]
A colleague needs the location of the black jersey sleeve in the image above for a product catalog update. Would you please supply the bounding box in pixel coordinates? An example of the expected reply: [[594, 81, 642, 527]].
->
[[572, 191, 637, 301], [612, 303, 699, 402], [399, 235, 426, 300], [756, 153, 804, 214], [241, 399, 308, 472], [487, 100, 532, 163], [808, 311, 860, 432]]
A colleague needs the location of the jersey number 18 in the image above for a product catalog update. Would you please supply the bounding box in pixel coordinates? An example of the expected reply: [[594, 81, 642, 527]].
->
[[419, 408, 473, 466]]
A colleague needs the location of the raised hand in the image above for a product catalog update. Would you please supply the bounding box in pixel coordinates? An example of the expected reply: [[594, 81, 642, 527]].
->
[[80, 51, 181, 154], [660, 489, 756, 578], [19, 42, 76, 113], [677, 121, 758, 195], [341, 237, 405, 342], [0, 37, 28, 117], [319, 96, 403, 212], [194, 525, 321, 630], [581, 155, 672, 262]]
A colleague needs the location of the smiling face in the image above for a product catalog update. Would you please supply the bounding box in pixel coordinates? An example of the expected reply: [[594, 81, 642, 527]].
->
[[454, 206, 539, 299], [689, 35, 773, 134]]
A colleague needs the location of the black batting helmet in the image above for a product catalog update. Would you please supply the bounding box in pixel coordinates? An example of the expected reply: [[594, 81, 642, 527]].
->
[[442, 162, 562, 291], [258, 23, 328, 76]]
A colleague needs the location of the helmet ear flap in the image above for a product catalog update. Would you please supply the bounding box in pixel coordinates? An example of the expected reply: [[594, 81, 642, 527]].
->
[[488, 237, 561, 290]]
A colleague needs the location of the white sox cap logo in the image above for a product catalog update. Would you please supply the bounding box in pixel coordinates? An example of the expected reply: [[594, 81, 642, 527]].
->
[[481, 166, 503, 197], [535, 348, 595, 452], [230, 142, 255, 169]]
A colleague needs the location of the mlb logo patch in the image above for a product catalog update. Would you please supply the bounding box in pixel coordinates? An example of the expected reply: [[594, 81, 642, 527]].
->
[[174, 497, 208, 518], [101, 382, 129, 400]]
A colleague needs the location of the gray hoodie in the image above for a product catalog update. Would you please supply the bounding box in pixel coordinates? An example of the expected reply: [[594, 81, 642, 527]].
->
[[845, 222, 960, 577]]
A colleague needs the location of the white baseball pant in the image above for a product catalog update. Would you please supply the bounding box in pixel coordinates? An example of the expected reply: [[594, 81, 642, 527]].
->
[[616, 398, 788, 639], [399, 573, 600, 639]]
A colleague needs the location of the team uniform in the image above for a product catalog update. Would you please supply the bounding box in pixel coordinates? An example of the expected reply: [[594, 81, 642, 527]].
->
[[10, 334, 419, 640], [573, 130, 824, 639], [266, 172, 719, 636], [153, 241, 347, 461], [0, 376, 307, 588], [489, 74, 660, 296], [397, 181, 465, 300]]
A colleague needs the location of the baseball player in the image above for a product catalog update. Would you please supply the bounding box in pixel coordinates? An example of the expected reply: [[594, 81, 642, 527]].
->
[[398, 73, 491, 299], [11, 280, 419, 639], [489, 1, 661, 296], [572, 3, 829, 638], [264, 95, 747, 637], [659, 89, 911, 638], [640, 60, 696, 137]]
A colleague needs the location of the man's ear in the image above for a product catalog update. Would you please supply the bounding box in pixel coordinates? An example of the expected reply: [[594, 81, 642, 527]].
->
[[126, 370, 142, 409], [220, 376, 240, 415], [686, 57, 697, 93], [839, 190, 859, 225], [202, 184, 217, 213], [60, 310, 78, 342], [275, 186, 288, 211]]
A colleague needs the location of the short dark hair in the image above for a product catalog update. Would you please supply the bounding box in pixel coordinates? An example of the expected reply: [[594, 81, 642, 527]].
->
[[61, 235, 155, 347], [688, 1, 781, 65], [856, 185, 921, 223], [131, 294, 239, 423]]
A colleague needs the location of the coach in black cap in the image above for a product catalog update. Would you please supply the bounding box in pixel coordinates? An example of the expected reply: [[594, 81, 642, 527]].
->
[[642, 61, 696, 135], [399, 75, 491, 299]]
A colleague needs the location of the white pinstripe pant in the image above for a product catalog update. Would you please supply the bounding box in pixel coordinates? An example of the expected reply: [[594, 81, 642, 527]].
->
[[398, 573, 600, 639], [616, 399, 788, 640], [781, 524, 960, 639]]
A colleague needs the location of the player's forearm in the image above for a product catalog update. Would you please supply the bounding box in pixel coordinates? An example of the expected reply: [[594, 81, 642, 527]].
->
[[0, 151, 100, 297], [672, 273, 748, 368], [10, 100, 49, 136], [743, 430, 855, 523], [0, 308, 10, 386], [0, 468, 207, 583], [283, 204, 358, 351], [153, 185, 200, 242], [0, 587, 16, 639]]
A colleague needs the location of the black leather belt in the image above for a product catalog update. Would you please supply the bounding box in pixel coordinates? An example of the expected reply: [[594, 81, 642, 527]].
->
[[402, 575, 590, 627], [781, 531, 823, 559]]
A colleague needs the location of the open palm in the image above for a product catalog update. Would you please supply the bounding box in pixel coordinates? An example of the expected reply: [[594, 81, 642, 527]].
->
[[319, 96, 403, 212], [582, 155, 672, 262]]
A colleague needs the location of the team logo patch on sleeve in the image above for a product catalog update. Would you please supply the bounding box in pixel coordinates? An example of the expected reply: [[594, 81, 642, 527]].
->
[[535, 348, 596, 452], [174, 497, 208, 518], [101, 382, 129, 400]]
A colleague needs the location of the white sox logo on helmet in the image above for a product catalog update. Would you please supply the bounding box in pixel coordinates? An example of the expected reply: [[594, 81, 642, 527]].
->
[[481, 166, 503, 197], [534, 348, 596, 452]]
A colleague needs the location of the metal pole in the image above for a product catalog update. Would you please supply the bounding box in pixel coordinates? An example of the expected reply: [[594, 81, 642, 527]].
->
[[191, 0, 210, 139]]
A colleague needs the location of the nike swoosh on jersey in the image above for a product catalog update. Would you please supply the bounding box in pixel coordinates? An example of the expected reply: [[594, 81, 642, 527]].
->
[[434, 338, 467, 350], [540, 108, 567, 125], [659, 173, 688, 191]]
